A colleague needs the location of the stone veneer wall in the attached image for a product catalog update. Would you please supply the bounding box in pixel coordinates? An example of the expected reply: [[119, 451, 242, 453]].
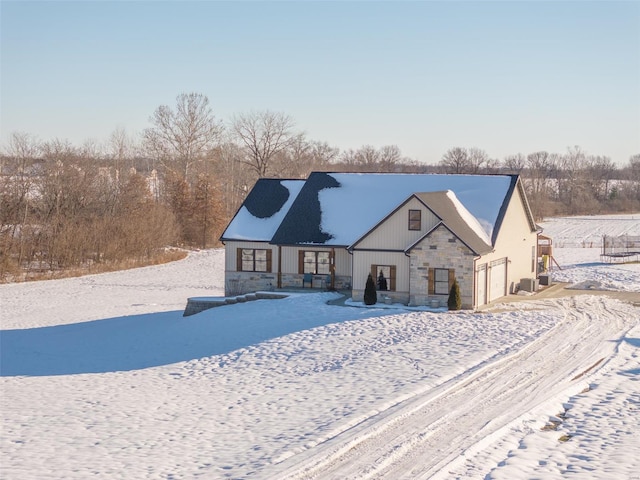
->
[[225, 272, 351, 295], [225, 271, 278, 296], [409, 226, 476, 309]]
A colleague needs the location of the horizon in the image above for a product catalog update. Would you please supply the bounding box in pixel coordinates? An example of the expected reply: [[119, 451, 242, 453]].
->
[[1, 1, 639, 164]]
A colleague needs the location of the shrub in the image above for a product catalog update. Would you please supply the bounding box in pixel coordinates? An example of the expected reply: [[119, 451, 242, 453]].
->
[[448, 278, 462, 310], [364, 273, 377, 305], [377, 270, 388, 291]]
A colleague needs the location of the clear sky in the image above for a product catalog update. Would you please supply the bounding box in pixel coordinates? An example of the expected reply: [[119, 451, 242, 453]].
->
[[1, 1, 639, 165]]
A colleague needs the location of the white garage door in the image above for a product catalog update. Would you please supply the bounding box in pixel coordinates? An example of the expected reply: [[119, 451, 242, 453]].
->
[[489, 258, 507, 302], [476, 264, 487, 306]]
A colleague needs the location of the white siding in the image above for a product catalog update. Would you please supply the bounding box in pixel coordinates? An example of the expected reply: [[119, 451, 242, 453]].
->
[[279, 246, 348, 274], [479, 182, 537, 298], [352, 251, 410, 292], [355, 197, 440, 250]]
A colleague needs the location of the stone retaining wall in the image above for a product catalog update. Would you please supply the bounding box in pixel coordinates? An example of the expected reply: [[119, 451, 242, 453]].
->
[[183, 292, 288, 317]]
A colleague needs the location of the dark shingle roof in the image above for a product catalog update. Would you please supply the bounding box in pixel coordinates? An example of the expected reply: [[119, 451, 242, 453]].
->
[[270, 172, 341, 245], [220, 178, 305, 242]]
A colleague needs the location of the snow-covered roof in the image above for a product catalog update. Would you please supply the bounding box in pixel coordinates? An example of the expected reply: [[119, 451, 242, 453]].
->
[[220, 179, 305, 242], [408, 191, 494, 255], [270, 172, 517, 247]]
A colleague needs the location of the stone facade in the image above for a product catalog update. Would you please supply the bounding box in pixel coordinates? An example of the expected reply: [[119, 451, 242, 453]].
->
[[225, 271, 351, 296], [225, 271, 278, 296], [408, 225, 476, 308]]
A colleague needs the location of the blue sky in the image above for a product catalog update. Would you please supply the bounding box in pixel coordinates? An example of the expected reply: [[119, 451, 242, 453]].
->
[[1, 1, 639, 164]]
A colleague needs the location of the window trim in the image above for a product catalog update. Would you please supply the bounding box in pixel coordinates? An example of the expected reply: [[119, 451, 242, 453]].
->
[[433, 268, 450, 295], [428, 267, 455, 295], [408, 209, 422, 230], [371, 264, 396, 291], [237, 248, 272, 272], [298, 250, 331, 275]]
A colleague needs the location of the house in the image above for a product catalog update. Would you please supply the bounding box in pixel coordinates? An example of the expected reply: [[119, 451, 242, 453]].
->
[[220, 172, 539, 309]]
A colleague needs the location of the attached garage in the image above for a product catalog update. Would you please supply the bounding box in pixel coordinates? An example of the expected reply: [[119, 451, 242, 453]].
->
[[489, 258, 507, 302]]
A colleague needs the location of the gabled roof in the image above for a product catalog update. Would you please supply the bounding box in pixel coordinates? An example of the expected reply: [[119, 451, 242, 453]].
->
[[270, 172, 519, 247], [220, 178, 305, 242], [407, 191, 493, 255]]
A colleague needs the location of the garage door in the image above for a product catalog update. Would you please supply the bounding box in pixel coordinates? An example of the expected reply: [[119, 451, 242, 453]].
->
[[476, 264, 487, 306], [489, 258, 507, 302]]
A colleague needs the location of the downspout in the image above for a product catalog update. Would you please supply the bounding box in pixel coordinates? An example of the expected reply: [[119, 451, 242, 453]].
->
[[277, 245, 282, 289], [472, 256, 480, 309]]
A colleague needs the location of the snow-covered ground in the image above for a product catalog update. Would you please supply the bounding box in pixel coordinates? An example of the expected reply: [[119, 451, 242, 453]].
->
[[1, 214, 639, 479], [541, 214, 640, 292]]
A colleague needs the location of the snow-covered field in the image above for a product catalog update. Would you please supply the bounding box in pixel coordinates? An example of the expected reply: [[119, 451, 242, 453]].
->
[[1, 214, 639, 479]]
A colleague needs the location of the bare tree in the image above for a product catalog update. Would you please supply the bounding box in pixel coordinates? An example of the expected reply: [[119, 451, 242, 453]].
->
[[108, 127, 138, 173], [585, 155, 616, 200], [440, 147, 469, 174], [378, 145, 402, 171], [467, 147, 488, 173], [231, 110, 296, 178], [503, 153, 526, 174], [627, 154, 640, 200], [143, 93, 222, 179], [80, 138, 104, 160]]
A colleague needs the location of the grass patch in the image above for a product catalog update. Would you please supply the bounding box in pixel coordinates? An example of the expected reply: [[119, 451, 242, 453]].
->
[[558, 434, 572, 442]]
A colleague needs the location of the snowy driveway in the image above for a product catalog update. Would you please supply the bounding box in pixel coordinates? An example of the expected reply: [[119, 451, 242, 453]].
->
[[266, 296, 638, 479]]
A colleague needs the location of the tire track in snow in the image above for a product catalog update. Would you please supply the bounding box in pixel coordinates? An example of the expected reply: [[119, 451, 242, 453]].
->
[[269, 296, 636, 480]]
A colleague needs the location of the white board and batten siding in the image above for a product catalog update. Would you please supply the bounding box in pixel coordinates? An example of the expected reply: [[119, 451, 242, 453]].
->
[[279, 245, 351, 277], [355, 197, 440, 250], [481, 183, 538, 297], [352, 251, 410, 292]]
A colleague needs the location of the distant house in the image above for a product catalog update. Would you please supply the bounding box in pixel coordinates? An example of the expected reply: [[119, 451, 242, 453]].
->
[[220, 172, 539, 309]]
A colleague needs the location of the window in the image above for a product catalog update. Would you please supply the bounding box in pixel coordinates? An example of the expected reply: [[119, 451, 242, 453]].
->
[[299, 251, 331, 275], [371, 265, 396, 291], [237, 248, 271, 272], [408, 209, 421, 230], [434, 268, 450, 295], [429, 268, 454, 295]]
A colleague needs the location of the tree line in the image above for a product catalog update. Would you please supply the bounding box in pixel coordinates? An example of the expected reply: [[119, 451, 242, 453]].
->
[[1, 92, 639, 280]]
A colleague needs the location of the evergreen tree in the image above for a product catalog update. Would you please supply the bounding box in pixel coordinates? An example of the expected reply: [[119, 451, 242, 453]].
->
[[364, 273, 377, 305], [448, 278, 462, 310], [377, 270, 388, 291]]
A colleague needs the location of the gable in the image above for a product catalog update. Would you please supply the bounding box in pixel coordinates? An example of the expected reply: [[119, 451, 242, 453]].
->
[[351, 196, 440, 250], [413, 191, 493, 254]]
